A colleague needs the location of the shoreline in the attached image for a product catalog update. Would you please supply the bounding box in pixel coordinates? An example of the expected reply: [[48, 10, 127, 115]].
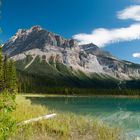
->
[[21, 93, 140, 99]]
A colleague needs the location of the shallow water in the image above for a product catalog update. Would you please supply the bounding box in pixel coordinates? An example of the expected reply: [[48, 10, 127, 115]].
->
[[27, 96, 140, 139]]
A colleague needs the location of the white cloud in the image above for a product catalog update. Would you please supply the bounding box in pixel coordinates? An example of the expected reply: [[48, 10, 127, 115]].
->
[[73, 23, 140, 47], [117, 5, 140, 21], [73, 5, 140, 47], [132, 53, 140, 58]]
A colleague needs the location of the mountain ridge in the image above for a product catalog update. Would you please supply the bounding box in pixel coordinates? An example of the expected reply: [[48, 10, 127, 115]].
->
[[3, 26, 140, 83]]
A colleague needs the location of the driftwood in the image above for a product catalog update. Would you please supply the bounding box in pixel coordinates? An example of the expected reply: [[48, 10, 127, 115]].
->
[[18, 113, 57, 126]]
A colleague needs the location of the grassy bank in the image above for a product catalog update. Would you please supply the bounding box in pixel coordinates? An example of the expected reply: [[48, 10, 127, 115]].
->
[[9, 96, 122, 140]]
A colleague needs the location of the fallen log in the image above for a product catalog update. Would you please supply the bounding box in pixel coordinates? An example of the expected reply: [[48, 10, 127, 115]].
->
[[18, 113, 57, 126]]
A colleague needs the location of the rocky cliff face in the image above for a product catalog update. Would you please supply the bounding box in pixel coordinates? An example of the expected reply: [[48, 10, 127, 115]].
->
[[3, 26, 140, 80]]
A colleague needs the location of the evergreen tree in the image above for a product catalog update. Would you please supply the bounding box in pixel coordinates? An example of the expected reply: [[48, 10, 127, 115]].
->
[[8, 60, 17, 93], [0, 1, 17, 139], [3, 55, 9, 89], [0, 47, 4, 90], [3, 55, 17, 93]]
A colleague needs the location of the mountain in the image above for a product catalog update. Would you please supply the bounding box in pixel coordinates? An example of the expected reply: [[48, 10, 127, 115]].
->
[[3, 26, 140, 91]]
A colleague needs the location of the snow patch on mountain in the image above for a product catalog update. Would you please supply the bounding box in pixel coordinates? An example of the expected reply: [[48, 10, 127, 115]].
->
[[25, 55, 36, 69]]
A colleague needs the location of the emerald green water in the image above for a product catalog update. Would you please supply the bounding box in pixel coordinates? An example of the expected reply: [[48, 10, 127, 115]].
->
[[27, 96, 140, 139]]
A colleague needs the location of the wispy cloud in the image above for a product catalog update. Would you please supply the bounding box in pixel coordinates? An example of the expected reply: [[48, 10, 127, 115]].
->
[[73, 5, 140, 47], [73, 24, 140, 47], [117, 5, 140, 21], [132, 53, 140, 58]]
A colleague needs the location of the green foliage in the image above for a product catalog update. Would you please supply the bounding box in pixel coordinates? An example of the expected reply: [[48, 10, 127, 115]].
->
[[0, 1, 17, 139], [0, 50, 18, 139], [0, 90, 17, 140], [16, 56, 118, 93], [0, 47, 4, 90], [3, 55, 17, 92], [3, 55, 9, 89], [10, 96, 121, 140], [8, 60, 17, 92]]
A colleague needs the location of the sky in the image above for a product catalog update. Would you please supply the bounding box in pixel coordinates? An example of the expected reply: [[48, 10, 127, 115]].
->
[[1, 0, 140, 63]]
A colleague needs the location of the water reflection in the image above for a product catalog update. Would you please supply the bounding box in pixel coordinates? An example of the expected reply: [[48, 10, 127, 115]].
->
[[26, 96, 140, 139]]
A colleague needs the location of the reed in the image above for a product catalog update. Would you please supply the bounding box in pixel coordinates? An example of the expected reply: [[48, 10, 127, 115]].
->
[[10, 95, 122, 140]]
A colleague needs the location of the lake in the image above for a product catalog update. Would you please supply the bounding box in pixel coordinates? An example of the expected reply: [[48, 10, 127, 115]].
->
[[26, 96, 140, 139]]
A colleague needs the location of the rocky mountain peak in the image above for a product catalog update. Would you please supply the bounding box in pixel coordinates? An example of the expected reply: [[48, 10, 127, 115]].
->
[[16, 29, 26, 35], [3, 26, 79, 56], [30, 25, 42, 31], [3, 26, 140, 80]]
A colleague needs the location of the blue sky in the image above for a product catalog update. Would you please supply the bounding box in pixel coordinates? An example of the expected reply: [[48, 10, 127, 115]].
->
[[1, 0, 140, 63]]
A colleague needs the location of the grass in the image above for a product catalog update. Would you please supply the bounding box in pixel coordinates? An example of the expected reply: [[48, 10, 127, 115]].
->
[[10, 95, 122, 140]]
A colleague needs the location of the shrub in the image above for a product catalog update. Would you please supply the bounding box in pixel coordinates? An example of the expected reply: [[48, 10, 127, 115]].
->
[[0, 90, 17, 140]]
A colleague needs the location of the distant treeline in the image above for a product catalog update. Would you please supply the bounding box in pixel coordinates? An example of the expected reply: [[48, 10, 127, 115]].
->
[[16, 69, 140, 95], [17, 69, 118, 93]]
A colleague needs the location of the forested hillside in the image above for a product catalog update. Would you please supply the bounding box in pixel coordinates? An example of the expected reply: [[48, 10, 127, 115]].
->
[[0, 46, 18, 139]]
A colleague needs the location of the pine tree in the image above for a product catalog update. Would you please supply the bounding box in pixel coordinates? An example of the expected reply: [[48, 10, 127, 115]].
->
[[0, 47, 4, 90], [3, 55, 9, 89], [8, 60, 17, 93]]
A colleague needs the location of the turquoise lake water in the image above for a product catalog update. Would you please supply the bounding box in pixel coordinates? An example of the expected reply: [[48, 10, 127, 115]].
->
[[27, 96, 140, 139]]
